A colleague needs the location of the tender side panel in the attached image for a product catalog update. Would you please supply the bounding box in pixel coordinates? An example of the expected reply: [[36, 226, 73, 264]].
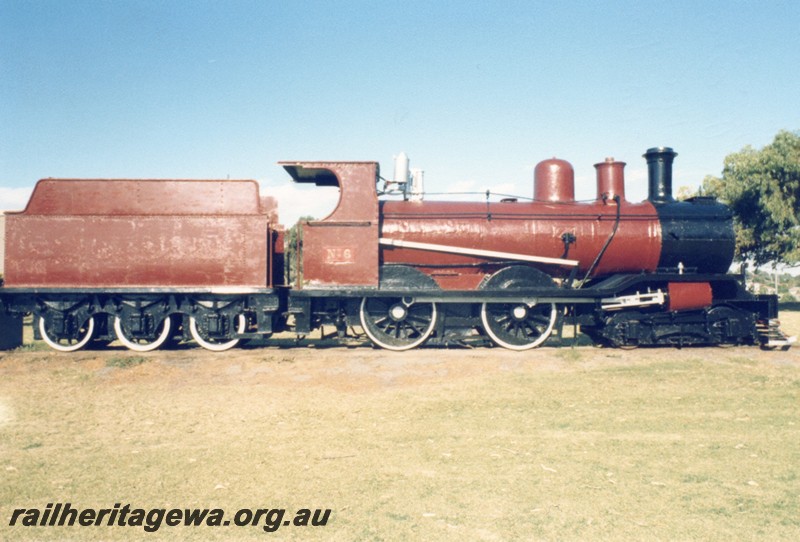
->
[[5, 215, 271, 288], [4, 179, 274, 288]]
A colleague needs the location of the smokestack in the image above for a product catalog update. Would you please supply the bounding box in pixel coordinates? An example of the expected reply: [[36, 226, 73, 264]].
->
[[644, 147, 677, 203]]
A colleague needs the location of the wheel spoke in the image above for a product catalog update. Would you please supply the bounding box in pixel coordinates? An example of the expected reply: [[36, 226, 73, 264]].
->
[[522, 320, 545, 339], [481, 302, 557, 351], [373, 316, 389, 327], [360, 297, 437, 351], [531, 314, 553, 326]]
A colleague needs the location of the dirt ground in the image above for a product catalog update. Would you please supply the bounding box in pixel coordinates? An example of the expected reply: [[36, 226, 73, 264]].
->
[[1, 316, 799, 541]]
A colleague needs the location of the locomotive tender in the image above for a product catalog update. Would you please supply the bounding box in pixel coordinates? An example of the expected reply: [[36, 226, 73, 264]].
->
[[0, 147, 792, 352]]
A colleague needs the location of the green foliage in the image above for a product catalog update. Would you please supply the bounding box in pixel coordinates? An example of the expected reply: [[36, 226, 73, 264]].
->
[[284, 216, 316, 286], [703, 130, 800, 266]]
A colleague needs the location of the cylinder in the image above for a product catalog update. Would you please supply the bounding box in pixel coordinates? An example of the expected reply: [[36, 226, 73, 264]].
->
[[667, 282, 713, 311], [534, 158, 574, 202], [594, 157, 626, 203], [645, 147, 677, 203]]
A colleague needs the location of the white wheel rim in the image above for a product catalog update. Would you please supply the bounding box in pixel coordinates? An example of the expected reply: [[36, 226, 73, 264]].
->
[[189, 314, 245, 352], [359, 298, 437, 351], [114, 316, 172, 352], [39, 315, 95, 352], [480, 302, 557, 351]]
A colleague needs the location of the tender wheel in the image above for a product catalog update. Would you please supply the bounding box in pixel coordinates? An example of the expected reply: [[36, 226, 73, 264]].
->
[[189, 314, 246, 352], [359, 297, 437, 351], [114, 316, 172, 352], [480, 301, 557, 350], [39, 315, 95, 352]]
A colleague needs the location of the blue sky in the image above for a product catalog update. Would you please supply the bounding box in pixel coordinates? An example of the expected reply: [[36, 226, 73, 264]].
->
[[2, 0, 799, 223]]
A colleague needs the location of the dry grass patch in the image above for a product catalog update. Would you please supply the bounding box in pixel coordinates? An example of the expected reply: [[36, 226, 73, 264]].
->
[[0, 317, 799, 540]]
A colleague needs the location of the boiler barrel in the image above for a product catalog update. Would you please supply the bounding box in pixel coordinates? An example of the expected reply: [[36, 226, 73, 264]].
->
[[379, 199, 663, 288]]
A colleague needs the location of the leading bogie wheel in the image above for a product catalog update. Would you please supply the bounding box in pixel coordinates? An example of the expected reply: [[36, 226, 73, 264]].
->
[[480, 301, 557, 350], [359, 297, 437, 351]]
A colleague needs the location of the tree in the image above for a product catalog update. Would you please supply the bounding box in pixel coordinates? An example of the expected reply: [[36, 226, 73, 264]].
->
[[703, 130, 800, 267]]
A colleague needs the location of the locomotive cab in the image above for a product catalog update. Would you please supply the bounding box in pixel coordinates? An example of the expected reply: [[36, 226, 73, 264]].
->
[[281, 161, 381, 289]]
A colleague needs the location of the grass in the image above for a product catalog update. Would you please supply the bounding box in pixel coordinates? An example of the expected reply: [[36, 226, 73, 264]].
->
[[12, 342, 50, 353], [105, 356, 148, 368], [1, 341, 799, 541], [0, 308, 798, 540], [778, 307, 800, 338]]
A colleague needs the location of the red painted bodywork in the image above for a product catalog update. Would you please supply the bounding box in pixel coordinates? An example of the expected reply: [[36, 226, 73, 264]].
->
[[281, 162, 379, 288], [595, 158, 626, 202], [534, 158, 575, 202], [284, 158, 664, 291], [4, 179, 278, 288], [380, 199, 662, 289], [667, 282, 713, 311]]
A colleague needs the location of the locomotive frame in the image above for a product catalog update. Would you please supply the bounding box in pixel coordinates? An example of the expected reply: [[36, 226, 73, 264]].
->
[[0, 147, 793, 352]]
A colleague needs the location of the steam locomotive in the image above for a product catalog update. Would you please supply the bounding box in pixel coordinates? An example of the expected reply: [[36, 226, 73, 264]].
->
[[0, 147, 792, 352]]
